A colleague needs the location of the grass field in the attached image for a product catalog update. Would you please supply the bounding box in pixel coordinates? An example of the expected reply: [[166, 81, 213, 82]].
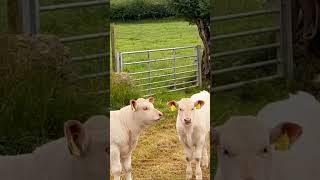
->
[[113, 19, 203, 95], [111, 19, 210, 179]]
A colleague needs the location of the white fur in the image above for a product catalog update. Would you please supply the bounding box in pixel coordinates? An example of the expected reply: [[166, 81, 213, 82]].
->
[[174, 90, 210, 180], [110, 98, 163, 180], [215, 91, 320, 180], [0, 115, 108, 180], [257, 91, 320, 180]]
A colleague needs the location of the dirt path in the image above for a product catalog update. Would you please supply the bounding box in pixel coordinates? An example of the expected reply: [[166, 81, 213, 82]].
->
[[130, 118, 210, 180]]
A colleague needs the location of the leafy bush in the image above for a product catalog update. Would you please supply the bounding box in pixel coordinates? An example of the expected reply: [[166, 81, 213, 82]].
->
[[0, 35, 105, 154], [111, 0, 176, 21], [110, 72, 141, 110]]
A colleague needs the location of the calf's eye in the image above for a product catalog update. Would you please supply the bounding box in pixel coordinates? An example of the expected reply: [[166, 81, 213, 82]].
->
[[223, 149, 230, 156], [180, 108, 184, 111], [262, 147, 269, 154], [143, 107, 148, 111]]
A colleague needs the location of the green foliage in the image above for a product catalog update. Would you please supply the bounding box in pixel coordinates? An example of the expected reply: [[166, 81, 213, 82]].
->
[[169, 0, 210, 24], [111, 0, 176, 21], [110, 73, 141, 110], [0, 36, 105, 155]]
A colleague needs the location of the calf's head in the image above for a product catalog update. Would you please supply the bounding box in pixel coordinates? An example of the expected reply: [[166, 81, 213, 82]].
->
[[64, 116, 108, 176], [168, 98, 205, 126], [212, 116, 302, 180], [130, 97, 163, 125]]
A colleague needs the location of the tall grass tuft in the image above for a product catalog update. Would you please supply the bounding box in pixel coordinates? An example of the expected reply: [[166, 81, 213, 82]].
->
[[0, 35, 105, 155], [110, 72, 141, 110]]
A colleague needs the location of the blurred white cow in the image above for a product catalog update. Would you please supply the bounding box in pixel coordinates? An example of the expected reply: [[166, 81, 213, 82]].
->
[[0, 115, 108, 180]]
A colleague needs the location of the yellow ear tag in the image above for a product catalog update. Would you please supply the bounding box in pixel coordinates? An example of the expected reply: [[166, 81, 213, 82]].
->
[[69, 137, 81, 157], [131, 106, 136, 112], [275, 133, 290, 151], [196, 103, 201, 109], [170, 105, 176, 112]]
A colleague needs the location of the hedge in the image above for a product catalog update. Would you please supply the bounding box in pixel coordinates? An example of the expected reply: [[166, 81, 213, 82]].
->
[[111, 0, 176, 21]]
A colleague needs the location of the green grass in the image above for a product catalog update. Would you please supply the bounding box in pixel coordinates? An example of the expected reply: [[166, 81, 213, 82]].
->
[[113, 19, 203, 95]]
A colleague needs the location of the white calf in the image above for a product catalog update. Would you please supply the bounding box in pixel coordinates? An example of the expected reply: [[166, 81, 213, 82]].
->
[[0, 115, 108, 180], [168, 90, 210, 180], [110, 97, 163, 180], [212, 116, 304, 180]]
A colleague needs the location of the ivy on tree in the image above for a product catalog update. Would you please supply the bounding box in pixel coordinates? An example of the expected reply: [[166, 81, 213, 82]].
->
[[170, 0, 211, 79]]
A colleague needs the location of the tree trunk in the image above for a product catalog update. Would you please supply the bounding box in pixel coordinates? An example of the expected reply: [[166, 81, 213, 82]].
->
[[195, 18, 211, 81]]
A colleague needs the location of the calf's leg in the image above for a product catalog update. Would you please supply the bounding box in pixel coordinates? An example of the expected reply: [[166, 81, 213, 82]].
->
[[194, 143, 204, 180], [111, 147, 122, 180], [183, 144, 193, 180], [122, 153, 133, 180], [201, 141, 209, 168]]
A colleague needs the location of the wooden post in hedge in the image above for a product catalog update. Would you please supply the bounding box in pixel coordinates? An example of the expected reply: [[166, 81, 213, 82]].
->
[[111, 23, 117, 72], [7, 0, 23, 33]]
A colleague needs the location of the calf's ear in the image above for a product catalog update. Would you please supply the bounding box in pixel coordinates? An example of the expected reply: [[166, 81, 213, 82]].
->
[[195, 100, 205, 109], [64, 120, 89, 157], [130, 99, 138, 111], [167, 100, 178, 111], [147, 97, 155, 104], [270, 122, 303, 151]]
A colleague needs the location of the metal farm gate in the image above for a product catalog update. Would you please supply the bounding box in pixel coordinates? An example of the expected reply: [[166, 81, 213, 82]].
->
[[116, 45, 202, 97], [211, 0, 294, 92], [19, 0, 109, 94]]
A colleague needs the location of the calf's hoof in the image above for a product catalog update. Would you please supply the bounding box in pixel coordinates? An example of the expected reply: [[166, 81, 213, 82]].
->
[[196, 174, 203, 180], [201, 158, 209, 168], [186, 170, 192, 180]]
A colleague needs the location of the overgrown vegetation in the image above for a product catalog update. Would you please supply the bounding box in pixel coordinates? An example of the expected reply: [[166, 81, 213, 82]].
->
[[110, 73, 141, 110], [0, 35, 105, 155], [1, 0, 109, 155]]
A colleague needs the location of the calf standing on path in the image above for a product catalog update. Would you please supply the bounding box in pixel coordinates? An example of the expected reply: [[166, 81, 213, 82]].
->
[[168, 90, 210, 180], [110, 97, 163, 180]]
